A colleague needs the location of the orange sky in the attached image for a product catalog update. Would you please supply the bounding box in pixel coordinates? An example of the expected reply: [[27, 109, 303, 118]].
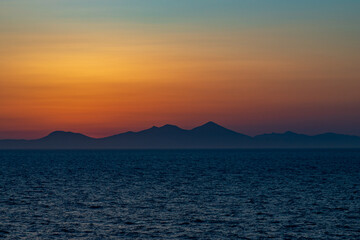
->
[[1, 1, 360, 139]]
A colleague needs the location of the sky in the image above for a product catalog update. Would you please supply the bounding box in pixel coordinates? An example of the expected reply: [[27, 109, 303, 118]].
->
[[0, 0, 360, 139]]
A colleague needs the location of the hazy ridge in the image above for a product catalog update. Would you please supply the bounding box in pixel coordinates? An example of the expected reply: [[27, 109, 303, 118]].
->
[[1, 122, 360, 149]]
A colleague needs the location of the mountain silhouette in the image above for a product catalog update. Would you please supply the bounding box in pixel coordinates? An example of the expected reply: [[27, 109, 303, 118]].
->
[[254, 131, 311, 148], [34, 131, 96, 148], [0, 122, 359, 149], [40, 131, 93, 141], [191, 121, 239, 135], [189, 121, 251, 148]]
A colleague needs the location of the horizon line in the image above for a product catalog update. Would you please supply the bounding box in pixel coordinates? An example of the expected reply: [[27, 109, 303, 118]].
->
[[1, 121, 359, 141]]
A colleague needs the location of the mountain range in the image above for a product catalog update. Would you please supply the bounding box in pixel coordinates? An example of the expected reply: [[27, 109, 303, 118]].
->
[[1, 121, 359, 149]]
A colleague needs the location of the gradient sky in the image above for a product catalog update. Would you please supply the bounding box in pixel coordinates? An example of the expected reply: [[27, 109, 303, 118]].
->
[[1, 0, 359, 139]]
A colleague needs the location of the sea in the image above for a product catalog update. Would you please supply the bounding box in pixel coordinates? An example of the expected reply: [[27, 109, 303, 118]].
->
[[0, 149, 359, 239]]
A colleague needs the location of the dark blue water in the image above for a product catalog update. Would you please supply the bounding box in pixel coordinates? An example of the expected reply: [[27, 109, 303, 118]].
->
[[0, 150, 359, 239]]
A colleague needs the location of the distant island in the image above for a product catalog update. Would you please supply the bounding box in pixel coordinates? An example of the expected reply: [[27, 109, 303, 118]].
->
[[1, 122, 359, 149]]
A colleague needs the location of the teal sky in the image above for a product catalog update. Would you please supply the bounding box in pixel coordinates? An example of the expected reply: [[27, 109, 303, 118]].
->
[[2, 1, 360, 27]]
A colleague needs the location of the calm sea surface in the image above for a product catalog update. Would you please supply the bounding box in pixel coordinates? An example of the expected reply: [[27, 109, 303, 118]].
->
[[0, 150, 360, 239]]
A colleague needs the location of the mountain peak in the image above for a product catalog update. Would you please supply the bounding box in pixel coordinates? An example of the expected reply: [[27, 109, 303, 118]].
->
[[48, 131, 76, 136], [198, 121, 223, 129], [284, 131, 298, 135], [205, 121, 218, 125], [160, 124, 181, 129], [138, 124, 186, 135], [191, 121, 240, 135], [158, 124, 187, 132], [44, 131, 90, 139]]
